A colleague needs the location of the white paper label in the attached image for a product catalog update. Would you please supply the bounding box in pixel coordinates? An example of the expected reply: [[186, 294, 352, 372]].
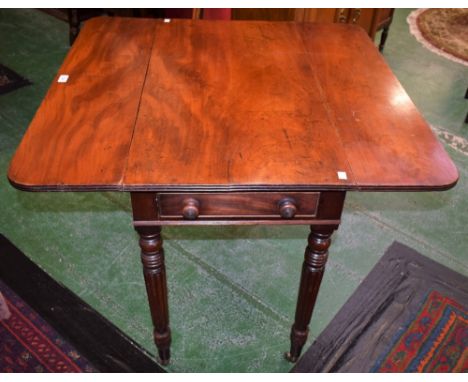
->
[[337, 171, 348, 180], [164, 18, 171, 23], [57, 74, 69, 83]]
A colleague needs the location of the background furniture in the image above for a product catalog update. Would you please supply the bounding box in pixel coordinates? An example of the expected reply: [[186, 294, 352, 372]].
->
[[41, 8, 394, 50], [465, 87, 468, 124], [233, 8, 395, 51], [65, 8, 232, 45]]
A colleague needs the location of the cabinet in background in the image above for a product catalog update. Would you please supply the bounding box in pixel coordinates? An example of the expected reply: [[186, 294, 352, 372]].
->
[[232, 8, 395, 51]]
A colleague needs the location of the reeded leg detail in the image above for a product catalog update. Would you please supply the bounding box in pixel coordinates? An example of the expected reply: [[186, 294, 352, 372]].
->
[[285, 225, 336, 363], [136, 226, 171, 365]]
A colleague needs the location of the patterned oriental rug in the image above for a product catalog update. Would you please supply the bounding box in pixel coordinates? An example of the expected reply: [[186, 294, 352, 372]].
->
[[408, 8, 468, 67], [0, 279, 96, 372], [373, 290, 467, 372], [292, 242, 468, 373]]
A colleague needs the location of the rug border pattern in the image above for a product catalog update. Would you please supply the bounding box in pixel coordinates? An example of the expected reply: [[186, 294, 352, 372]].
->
[[0, 279, 95, 372], [407, 8, 468, 67], [372, 290, 467, 372]]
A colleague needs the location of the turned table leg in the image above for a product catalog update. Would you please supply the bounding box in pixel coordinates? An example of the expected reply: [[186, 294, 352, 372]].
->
[[285, 224, 337, 362], [379, 25, 390, 52], [135, 226, 171, 365]]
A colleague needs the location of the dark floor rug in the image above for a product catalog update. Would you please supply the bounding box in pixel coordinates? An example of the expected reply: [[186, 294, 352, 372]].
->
[[0, 279, 96, 372], [0, 234, 164, 373], [292, 241, 468, 373], [372, 290, 467, 372], [0, 65, 31, 95]]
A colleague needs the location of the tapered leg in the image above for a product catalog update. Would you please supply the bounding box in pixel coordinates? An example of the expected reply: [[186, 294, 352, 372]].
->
[[285, 224, 337, 362], [379, 25, 390, 52], [135, 226, 171, 365]]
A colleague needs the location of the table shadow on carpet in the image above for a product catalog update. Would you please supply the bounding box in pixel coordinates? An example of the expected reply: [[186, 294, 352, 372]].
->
[[0, 64, 31, 95]]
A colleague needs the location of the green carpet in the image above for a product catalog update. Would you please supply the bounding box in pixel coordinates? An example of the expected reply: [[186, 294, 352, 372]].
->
[[0, 9, 467, 372]]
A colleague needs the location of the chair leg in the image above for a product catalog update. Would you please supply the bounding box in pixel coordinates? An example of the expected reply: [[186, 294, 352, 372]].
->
[[68, 9, 79, 46], [379, 25, 390, 52], [465, 88, 468, 124]]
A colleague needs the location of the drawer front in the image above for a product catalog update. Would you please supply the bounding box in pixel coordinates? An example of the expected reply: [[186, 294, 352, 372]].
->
[[158, 192, 320, 220]]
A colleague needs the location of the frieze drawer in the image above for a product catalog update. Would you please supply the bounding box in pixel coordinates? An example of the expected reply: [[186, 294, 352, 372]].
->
[[157, 192, 320, 220]]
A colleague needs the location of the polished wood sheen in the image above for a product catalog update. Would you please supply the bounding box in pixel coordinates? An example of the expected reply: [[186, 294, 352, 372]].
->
[[8, 18, 459, 367], [131, 191, 345, 226], [136, 226, 171, 365], [8, 19, 458, 192], [8, 17, 155, 190], [286, 225, 337, 362], [158, 192, 320, 220]]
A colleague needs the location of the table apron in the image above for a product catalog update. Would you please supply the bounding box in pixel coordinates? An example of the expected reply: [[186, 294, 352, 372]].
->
[[131, 191, 346, 226], [133, 219, 342, 226]]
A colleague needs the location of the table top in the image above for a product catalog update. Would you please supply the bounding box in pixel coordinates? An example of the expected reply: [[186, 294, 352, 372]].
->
[[8, 17, 458, 192]]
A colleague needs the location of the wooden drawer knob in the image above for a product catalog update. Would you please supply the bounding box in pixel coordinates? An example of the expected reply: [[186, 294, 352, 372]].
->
[[182, 198, 200, 220], [279, 198, 297, 219]]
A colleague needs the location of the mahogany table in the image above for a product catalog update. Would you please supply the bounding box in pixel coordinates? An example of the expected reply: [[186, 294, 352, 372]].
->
[[8, 17, 458, 366]]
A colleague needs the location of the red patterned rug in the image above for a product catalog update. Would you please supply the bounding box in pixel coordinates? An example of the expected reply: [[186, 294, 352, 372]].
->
[[292, 242, 468, 373], [0, 279, 96, 372], [373, 290, 467, 372]]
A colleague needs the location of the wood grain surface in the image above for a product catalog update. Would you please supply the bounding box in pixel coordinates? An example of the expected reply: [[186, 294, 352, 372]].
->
[[157, 192, 320, 219], [8, 17, 155, 190], [125, 21, 354, 190], [8, 19, 458, 192], [300, 23, 459, 190]]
